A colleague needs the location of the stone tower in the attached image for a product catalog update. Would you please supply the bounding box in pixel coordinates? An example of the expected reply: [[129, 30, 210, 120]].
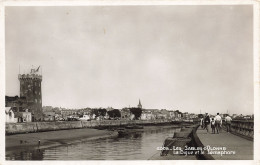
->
[[137, 99, 142, 109], [18, 66, 43, 121]]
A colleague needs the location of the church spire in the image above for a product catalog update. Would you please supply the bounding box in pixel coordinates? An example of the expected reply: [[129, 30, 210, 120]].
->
[[138, 99, 142, 109]]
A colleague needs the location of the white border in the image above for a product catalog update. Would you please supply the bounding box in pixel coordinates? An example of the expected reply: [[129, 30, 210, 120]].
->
[[253, 0, 260, 163], [0, 1, 259, 165], [1, 0, 259, 6]]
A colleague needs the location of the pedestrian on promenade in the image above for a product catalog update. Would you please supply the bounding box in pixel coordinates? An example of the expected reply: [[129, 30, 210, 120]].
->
[[203, 115, 207, 130], [210, 117, 216, 134], [200, 117, 204, 129], [214, 113, 222, 134], [38, 140, 41, 149], [225, 115, 232, 133], [204, 113, 210, 133]]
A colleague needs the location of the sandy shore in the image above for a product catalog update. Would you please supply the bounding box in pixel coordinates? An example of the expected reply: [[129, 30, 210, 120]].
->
[[6, 125, 181, 156], [6, 128, 118, 155]]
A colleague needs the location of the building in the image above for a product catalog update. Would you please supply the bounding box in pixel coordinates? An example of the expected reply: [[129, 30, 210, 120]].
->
[[5, 96, 27, 112], [160, 109, 170, 119], [106, 107, 114, 111], [19, 109, 32, 122], [169, 110, 175, 119], [137, 99, 142, 109], [120, 108, 131, 120], [5, 107, 17, 123], [61, 109, 78, 119], [43, 111, 55, 121], [6, 108, 32, 123], [143, 109, 159, 119], [79, 114, 91, 121], [189, 113, 198, 119], [140, 109, 155, 120], [183, 112, 189, 119], [173, 110, 182, 119], [18, 66, 43, 121]]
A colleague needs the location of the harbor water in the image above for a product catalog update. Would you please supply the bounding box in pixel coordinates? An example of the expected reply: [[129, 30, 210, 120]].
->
[[6, 127, 181, 160]]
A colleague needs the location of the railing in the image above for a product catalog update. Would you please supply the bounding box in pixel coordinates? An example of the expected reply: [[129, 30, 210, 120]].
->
[[223, 119, 253, 140]]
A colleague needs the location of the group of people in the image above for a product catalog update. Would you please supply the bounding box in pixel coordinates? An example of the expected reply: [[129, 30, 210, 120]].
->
[[200, 113, 232, 134]]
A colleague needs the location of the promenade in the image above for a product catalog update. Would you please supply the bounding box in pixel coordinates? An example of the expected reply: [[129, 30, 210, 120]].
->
[[196, 126, 253, 160]]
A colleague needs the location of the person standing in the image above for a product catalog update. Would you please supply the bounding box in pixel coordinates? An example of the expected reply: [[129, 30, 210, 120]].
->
[[204, 113, 210, 133], [214, 113, 222, 134], [210, 117, 216, 134], [225, 115, 232, 133], [200, 117, 204, 129]]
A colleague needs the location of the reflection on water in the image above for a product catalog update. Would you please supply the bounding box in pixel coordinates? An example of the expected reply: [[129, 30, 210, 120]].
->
[[6, 127, 180, 160]]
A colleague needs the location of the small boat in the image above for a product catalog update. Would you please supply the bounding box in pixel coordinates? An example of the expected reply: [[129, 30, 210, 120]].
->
[[133, 125, 144, 129], [171, 120, 182, 124], [125, 125, 144, 129], [117, 127, 144, 137], [125, 125, 134, 129], [117, 128, 128, 136], [118, 130, 128, 136]]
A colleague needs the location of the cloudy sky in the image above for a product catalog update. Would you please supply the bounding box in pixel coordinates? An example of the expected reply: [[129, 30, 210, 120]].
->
[[5, 5, 253, 115]]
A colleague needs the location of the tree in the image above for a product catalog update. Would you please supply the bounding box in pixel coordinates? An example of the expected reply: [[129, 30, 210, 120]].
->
[[130, 108, 142, 120], [107, 109, 121, 119], [92, 108, 107, 118]]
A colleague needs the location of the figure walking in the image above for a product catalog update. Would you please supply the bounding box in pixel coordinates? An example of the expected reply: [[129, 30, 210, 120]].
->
[[214, 113, 222, 134], [38, 140, 41, 148], [225, 115, 232, 133], [211, 118, 215, 134], [200, 117, 204, 129], [204, 113, 210, 133]]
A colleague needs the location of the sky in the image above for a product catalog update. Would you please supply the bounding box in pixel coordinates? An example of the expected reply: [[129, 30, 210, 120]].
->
[[5, 5, 254, 115]]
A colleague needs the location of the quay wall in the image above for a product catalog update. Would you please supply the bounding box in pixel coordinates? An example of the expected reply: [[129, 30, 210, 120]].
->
[[6, 122, 38, 134], [6, 119, 176, 135]]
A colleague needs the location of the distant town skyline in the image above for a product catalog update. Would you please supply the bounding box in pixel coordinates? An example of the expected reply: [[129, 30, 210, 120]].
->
[[5, 6, 254, 115]]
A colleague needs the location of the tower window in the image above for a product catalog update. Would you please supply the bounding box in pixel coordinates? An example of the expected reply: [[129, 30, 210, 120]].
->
[[35, 99, 37, 103]]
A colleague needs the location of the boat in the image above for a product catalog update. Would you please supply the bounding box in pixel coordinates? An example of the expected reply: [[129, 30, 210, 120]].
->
[[125, 125, 144, 129], [133, 125, 144, 129], [117, 127, 144, 137], [125, 125, 134, 129]]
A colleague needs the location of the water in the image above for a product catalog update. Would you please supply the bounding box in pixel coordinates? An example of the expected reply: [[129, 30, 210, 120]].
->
[[6, 127, 180, 160]]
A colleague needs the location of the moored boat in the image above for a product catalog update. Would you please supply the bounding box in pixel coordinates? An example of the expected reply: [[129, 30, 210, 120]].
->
[[125, 125, 144, 129]]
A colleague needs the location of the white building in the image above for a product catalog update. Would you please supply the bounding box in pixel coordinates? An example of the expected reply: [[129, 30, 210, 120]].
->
[[20, 109, 32, 122], [79, 114, 91, 120], [141, 113, 155, 120], [5, 107, 17, 123]]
